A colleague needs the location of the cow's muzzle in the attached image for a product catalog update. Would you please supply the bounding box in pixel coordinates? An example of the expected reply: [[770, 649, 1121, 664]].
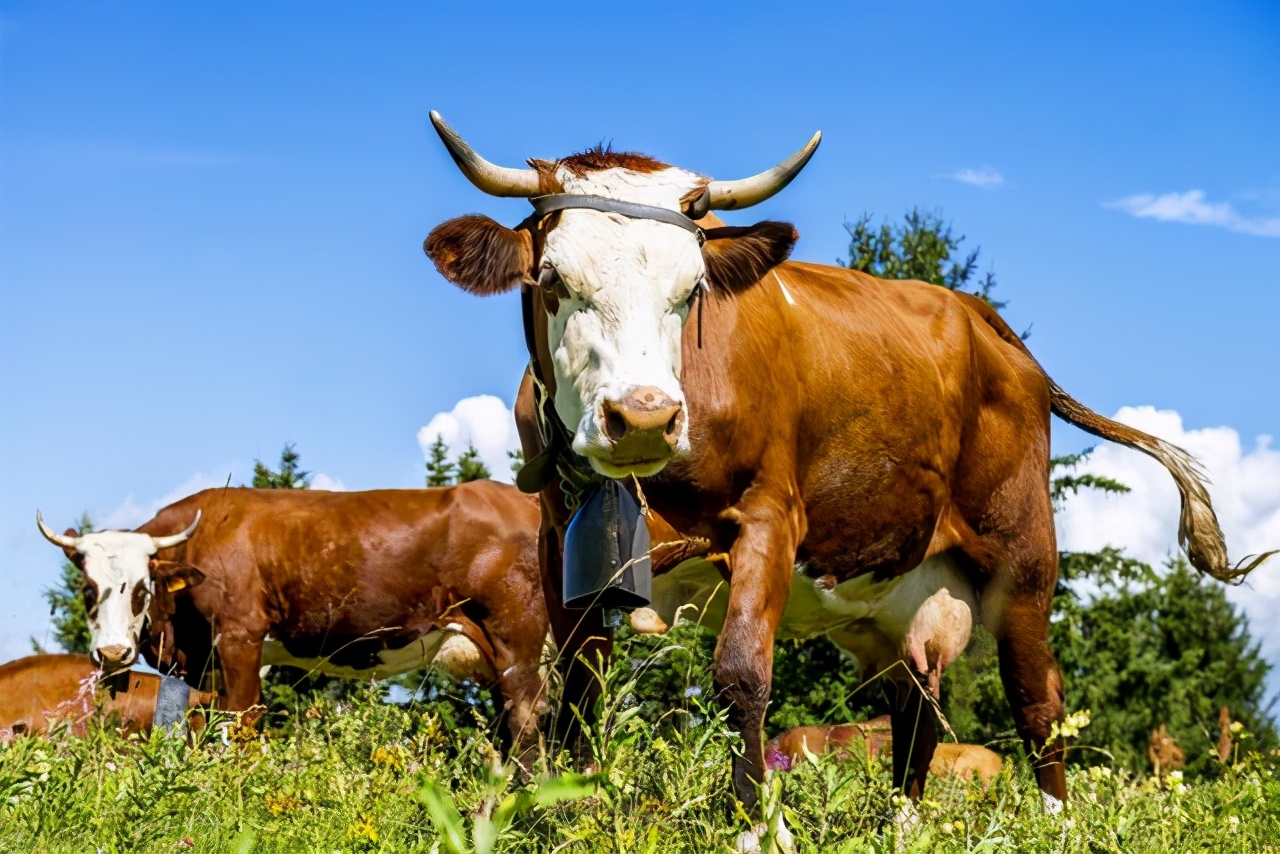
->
[[597, 387, 684, 467], [94, 644, 136, 671]]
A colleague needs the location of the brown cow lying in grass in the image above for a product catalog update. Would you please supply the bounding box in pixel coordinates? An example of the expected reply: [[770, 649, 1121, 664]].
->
[[767, 717, 1004, 788], [0, 654, 213, 743]]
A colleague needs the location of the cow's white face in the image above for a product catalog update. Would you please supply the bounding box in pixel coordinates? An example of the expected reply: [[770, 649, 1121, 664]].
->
[[72, 531, 158, 669], [541, 166, 708, 477], [424, 113, 817, 479]]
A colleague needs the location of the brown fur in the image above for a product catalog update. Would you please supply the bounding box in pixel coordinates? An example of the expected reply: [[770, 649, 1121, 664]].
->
[[540, 144, 670, 178], [702, 223, 799, 295], [128, 481, 548, 755], [0, 654, 212, 743], [424, 216, 533, 296], [767, 719, 1003, 788]]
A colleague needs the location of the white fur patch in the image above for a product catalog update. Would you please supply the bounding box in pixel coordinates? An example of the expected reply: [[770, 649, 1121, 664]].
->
[[649, 555, 976, 687], [260, 630, 494, 682]]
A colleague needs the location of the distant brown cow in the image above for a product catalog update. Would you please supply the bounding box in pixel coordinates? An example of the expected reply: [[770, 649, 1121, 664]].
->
[[38, 481, 548, 754], [767, 717, 1003, 788], [0, 654, 213, 743]]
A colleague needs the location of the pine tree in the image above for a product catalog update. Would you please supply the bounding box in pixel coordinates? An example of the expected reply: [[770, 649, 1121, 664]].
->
[[33, 512, 93, 654], [424, 435, 456, 487], [840, 207, 1003, 308], [455, 443, 491, 483], [253, 442, 311, 489]]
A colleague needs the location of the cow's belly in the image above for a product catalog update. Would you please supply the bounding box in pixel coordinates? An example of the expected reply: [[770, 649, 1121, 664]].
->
[[260, 626, 494, 682], [650, 554, 976, 683]]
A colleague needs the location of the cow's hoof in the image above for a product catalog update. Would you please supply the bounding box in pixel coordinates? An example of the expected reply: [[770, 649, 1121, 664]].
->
[[891, 798, 921, 852], [734, 820, 794, 853], [1042, 792, 1065, 815]]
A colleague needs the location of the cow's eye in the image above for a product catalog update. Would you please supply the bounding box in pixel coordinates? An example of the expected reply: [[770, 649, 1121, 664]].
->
[[538, 264, 566, 297], [83, 585, 98, 617], [685, 278, 706, 310]]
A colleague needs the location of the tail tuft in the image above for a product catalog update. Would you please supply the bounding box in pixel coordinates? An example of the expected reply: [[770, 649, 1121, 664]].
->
[[1048, 381, 1273, 583]]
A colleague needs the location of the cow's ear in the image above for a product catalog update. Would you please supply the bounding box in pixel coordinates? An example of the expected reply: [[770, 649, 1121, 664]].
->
[[424, 215, 534, 296], [149, 560, 205, 593], [60, 529, 82, 563], [701, 221, 798, 295]]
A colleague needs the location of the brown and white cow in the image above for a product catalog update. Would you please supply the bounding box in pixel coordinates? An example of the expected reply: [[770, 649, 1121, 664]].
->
[[422, 114, 1272, 822], [38, 481, 548, 753], [0, 654, 214, 743]]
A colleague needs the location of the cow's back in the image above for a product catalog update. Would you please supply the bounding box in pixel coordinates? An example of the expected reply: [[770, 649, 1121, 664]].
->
[[669, 259, 1048, 581], [0, 655, 98, 740], [138, 482, 544, 678]]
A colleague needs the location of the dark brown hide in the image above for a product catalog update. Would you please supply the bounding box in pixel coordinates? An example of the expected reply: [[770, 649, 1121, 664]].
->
[[133, 482, 547, 754], [0, 654, 212, 742]]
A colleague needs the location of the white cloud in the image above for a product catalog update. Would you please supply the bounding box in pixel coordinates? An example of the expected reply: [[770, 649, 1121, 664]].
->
[[1104, 190, 1280, 238], [417, 395, 522, 484], [100, 470, 235, 530], [1055, 406, 1280, 663], [310, 473, 346, 491], [946, 167, 1005, 188]]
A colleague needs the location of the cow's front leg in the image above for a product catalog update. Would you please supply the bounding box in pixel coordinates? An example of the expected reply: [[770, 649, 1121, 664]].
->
[[715, 504, 800, 814], [216, 625, 265, 712], [539, 524, 613, 758]]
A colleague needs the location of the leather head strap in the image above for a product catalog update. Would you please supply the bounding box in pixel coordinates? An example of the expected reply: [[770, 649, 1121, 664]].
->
[[529, 194, 705, 240]]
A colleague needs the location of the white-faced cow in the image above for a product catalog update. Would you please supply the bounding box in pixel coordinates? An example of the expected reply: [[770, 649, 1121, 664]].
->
[[37, 481, 549, 755], [422, 113, 1272, 827]]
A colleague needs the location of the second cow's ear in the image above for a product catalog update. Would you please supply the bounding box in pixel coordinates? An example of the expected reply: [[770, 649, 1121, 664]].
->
[[149, 560, 206, 594], [424, 215, 534, 296]]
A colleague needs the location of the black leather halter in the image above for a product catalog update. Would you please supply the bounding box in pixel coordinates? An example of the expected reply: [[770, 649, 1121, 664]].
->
[[528, 193, 706, 237], [516, 191, 708, 242]]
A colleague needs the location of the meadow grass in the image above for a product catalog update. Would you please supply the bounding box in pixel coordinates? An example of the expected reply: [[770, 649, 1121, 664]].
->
[[2, 634, 1277, 853]]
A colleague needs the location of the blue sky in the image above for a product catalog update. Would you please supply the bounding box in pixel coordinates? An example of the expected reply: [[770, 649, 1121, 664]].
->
[[2, 2, 1277, 686]]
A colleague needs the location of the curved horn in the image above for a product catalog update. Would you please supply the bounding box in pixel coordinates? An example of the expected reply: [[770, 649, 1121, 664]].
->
[[150, 509, 201, 550], [430, 111, 541, 198], [707, 131, 823, 211], [36, 511, 81, 550]]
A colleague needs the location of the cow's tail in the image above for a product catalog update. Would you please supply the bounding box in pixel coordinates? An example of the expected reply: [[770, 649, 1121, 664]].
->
[[962, 293, 1275, 583]]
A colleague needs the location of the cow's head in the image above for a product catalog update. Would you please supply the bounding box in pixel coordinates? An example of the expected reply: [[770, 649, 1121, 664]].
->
[[36, 511, 204, 670], [425, 113, 818, 478]]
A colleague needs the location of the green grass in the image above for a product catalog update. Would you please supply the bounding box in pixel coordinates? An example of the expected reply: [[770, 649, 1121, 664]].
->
[[3, 637, 1277, 853]]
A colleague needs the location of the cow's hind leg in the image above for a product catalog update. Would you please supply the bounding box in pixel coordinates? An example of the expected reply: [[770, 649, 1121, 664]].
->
[[886, 678, 938, 801], [969, 489, 1067, 809], [994, 599, 1066, 809]]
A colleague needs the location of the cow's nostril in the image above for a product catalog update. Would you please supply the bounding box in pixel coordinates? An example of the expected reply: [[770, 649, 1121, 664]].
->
[[604, 408, 628, 442], [666, 412, 680, 438]]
